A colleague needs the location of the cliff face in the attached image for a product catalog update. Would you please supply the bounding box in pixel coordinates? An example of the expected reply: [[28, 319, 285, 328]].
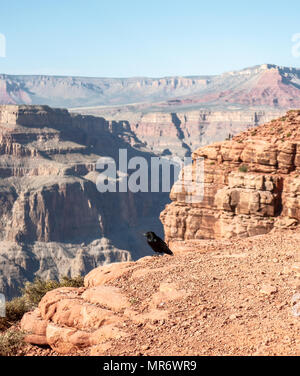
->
[[0, 105, 168, 298], [67, 64, 300, 159], [2, 105, 300, 298], [127, 110, 284, 157], [79, 108, 284, 158], [161, 110, 300, 242]]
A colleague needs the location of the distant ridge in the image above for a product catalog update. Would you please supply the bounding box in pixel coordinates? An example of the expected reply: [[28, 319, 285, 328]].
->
[[0, 64, 300, 110]]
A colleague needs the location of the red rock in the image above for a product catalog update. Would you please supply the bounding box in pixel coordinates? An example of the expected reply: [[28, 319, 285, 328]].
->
[[21, 309, 48, 345], [151, 283, 189, 308], [46, 324, 91, 354], [82, 286, 130, 311], [24, 334, 48, 346], [161, 111, 300, 242], [90, 324, 129, 345], [84, 262, 133, 287]]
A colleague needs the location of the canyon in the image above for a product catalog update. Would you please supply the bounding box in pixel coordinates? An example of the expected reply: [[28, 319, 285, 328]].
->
[[69, 64, 299, 157], [17, 108, 300, 356], [0, 105, 169, 298], [1, 105, 300, 302], [2, 64, 300, 158], [78, 109, 283, 158], [1, 63, 300, 299], [2, 64, 299, 159]]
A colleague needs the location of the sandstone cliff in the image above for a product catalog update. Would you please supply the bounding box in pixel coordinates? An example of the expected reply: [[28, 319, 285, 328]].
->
[[76, 108, 284, 158], [13, 109, 300, 356], [161, 110, 300, 242], [0, 105, 168, 298]]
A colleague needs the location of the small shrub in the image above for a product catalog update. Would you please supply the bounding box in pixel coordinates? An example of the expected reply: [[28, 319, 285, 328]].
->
[[0, 329, 25, 356], [22, 278, 60, 307], [286, 132, 292, 137], [0, 275, 85, 330], [23, 276, 84, 307], [0, 297, 30, 330], [239, 165, 248, 173], [59, 275, 85, 288], [5, 297, 30, 323]]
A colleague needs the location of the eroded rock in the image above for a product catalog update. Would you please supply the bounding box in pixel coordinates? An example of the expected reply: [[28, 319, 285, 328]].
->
[[161, 110, 300, 242]]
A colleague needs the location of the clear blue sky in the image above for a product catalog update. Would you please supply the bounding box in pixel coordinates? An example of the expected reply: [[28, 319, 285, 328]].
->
[[0, 0, 299, 77]]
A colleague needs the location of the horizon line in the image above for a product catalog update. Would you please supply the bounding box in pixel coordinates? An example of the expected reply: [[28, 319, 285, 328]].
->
[[1, 63, 300, 80]]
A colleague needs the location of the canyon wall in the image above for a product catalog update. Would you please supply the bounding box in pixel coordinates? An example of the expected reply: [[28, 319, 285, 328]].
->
[[77, 108, 284, 158], [161, 110, 300, 242], [0, 105, 168, 298], [0, 104, 298, 298], [126, 110, 284, 157]]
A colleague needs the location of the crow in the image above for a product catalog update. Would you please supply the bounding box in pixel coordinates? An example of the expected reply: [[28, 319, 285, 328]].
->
[[143, 232, 173, 256]]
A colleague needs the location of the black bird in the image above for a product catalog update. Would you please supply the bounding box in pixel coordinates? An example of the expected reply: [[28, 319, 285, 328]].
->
[[143, 232, 174, 256]]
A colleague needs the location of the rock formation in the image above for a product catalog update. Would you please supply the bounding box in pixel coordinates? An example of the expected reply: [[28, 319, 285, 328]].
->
[[1, 64, 300, 109], [20, 227, 300, 356], [2, 64, 299, 160], [0, 105, 169, 298], [21, 257, 176, 353], [1, 102, 300, 303], [90, 109, 283, 158], [161, 110, 300, 242], [16, 109, 300, 356]]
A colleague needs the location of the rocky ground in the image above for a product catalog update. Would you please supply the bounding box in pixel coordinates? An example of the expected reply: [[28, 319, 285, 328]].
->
[[234, 109, 300, 142], [16, 227, 300, 356]]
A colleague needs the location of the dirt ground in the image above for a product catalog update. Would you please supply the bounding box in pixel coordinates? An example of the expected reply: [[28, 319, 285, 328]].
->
[[17, 228, 300, 356]]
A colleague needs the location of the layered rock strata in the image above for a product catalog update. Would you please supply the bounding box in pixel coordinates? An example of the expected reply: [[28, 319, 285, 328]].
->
[[161, 110, 300, 241], [77, 109, 284, 158], [0, 105, 168, 298]]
